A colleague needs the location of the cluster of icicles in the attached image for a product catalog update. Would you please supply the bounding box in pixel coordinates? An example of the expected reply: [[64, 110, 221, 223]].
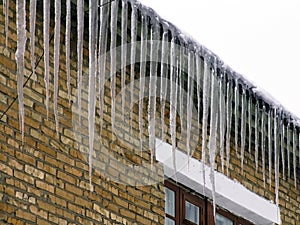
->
[[3, 0, 300, 218]]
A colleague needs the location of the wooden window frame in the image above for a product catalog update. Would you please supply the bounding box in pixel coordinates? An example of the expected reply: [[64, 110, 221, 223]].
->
[[165, 179, 254, 225]]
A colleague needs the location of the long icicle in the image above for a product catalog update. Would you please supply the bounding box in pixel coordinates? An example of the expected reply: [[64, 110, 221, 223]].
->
[[54, 0, 61, 135], [268, 109, 272, 188], [98, 0, 109, 134], [160, 28, 168, 140], [280, 113, 286, 179], [209, 67, 218, 220], [77, 0, 84, 122], [287, 122, 291, 179], [66, 0, 71, 104], [16, 0, 26, 142], [261, 104, 266, 187], [43, 0, 50, 119], [240, 89, 246, 174], [219, 75, 226, 173], [274, 108, 279, 207], [110, 0, 118, 132], [88, 0, 97, 190], [255, 101, 259, 172], [4, 0, 9, 47], [234, 79, 239, 154], [130, 3, 137, 133], [292, 125, 297, 188], [29, 0, 37, 79], [121, 0, 128, 122], [248, 95, 252, 153], [225, 80, 232, 175], [138, 13, 148, 152], [170, 38, 177, 178], [148, 19, 159, 165], [186, 51, 194, 163], [196, 50, 202, 136]]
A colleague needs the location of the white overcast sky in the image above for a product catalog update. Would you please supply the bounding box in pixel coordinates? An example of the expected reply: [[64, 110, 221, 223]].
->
[[139, 0, 300, 119]]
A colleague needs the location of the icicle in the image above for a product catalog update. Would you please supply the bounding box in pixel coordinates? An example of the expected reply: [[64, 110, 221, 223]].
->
[[98, 0, 109, 134], [54, 0, 61, 135], [261, 105, 266, 187], [30, 0, 37, 78], [225, 80, 232, 175], [208, 71, 218, 220], [219, 76, 226, 173], [186, 51, 194, 163], [138, 14, 148, 152], [201, 57, 211, 191], [16, 0, 26, 142], [292, 126, 297, 188], [179, 44, 185, 139], [160, 28, 168, 140], [77, 0, 84, 122], [268, 109, 272, 188], [129, 3, 137, 133], [240, 89, 246, 174], [274, 108, 279, 207], [170, 38, 178, 176], [287, 123, 291, 179], [255, 101, 259, 172], [196, 51, 202, 130], [234, 79, 239, 154], [121, 1, 128, 121], [44, 0, 50, 119], [66, 0, 71, 104], [4, 0, 9, 47], [148, 19, 159, 165], [248, 95, 252, 153], [280, 114, 286, 179], [88, 0, 97, 191]]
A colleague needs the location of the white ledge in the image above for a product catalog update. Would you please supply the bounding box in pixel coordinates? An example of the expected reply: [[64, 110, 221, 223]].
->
[[155, 139, 281, 225]]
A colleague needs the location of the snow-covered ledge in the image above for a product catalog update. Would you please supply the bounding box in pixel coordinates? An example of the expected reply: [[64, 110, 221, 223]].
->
[[155, 139, 281, 225]]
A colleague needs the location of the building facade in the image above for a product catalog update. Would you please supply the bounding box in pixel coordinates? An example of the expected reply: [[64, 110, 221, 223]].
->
[[0, 0, 299, 224]]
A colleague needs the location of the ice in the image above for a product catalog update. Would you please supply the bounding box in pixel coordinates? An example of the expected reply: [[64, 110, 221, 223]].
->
[[138, 13, 148, 151], [4, 0, 9, 47], [54, 0, 61, 135], [261, 105, 266, 187], [268, 109, 272, 187], [88, 0, 97, 190], [186, 51, 194, 162], [219, 77, 225, 173], [274, 108, 279, 206], [43, 0, 50, 119], [160, 28, 169, 140], [121, 1, 128, 121], [148, 19, 159, 165], [225, 81, 232, 175], [255, 102, 259, 171], [292, 127, 297, 187], [196, 50, 202, 132], [287, 123, 291, 178], [280, 115, 286, 179], [240, 89, 246, 173], [15, 0, 26, 142], [98, 0, 109, 134], [170, 38, 177, 176], [110, 0, 119, 132], [248, 96, 252, 153], [77, 0, 84, 122], [65, 0, 71, 104], [201, 58, 210, 189], [208, 69, 218, 219], [29, 0, 36, 79], [234, 79, 239, 154], [130, 3, 137, 133]]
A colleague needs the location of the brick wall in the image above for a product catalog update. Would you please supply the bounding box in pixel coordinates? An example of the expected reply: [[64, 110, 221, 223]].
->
[[0, 1, 299, 225]]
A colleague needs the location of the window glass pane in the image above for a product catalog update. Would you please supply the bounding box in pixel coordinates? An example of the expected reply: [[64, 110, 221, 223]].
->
[[165, 187, 175, 216], [165, 217, 175, 225], [216, 213, 233, 225], [185, 201, 199, 225]]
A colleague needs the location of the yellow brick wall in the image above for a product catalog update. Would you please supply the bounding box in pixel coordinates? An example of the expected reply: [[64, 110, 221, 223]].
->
[[0, 1, 299, 225]]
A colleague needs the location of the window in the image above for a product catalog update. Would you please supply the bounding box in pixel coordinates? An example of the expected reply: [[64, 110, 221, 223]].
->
[[165, 180, 254, 225]]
